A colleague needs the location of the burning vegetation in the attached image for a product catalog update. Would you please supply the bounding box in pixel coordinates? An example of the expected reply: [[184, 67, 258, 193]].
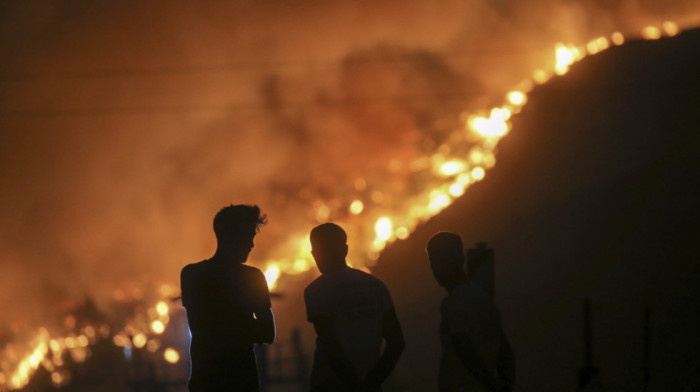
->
[[1, 0, 699, 388], [0, 20, 688, 390]]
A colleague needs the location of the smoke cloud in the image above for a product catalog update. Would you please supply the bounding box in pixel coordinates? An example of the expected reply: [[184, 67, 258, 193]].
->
[[0, 0, 699, 331]]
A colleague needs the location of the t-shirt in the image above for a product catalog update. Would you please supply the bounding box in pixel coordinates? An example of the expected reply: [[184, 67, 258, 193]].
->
[[304, 266, 394, 386], [439, 281, 502, 392], [181, 259, 271, 364]]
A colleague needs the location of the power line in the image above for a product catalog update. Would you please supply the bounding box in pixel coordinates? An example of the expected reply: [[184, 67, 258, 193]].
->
[[0, 91, 483, 118], [0, 48, 545, 81]]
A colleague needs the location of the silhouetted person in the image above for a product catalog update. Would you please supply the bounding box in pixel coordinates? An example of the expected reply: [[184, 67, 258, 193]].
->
[[180, 204, 275, 392], [427, 232, 515, 392], [305, 223, 405, 392]]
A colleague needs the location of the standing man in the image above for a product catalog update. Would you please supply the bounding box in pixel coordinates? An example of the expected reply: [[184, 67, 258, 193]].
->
[[181, 204, 275, 392], [304, 223, 405, 392], [427, 232, 515, 392]]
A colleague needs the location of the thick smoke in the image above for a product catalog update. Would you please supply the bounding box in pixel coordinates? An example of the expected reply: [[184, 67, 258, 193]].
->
[[0, 0, 699, 331]]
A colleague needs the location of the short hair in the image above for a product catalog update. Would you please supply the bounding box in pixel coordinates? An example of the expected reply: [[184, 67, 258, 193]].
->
[[426, 232, 464, 260], [213, 204, 267, 240], [310, 223, 347, 249]]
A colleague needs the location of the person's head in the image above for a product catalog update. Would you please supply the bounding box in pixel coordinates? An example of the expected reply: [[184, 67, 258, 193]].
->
[[427, 232, 467, 288], [213, 204, 267, 262], [310, 223, 348, 273]]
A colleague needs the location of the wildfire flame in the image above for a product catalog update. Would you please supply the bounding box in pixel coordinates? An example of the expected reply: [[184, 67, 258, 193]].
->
[[0, 20, 691, 391], [258, 20, 689, 289], [0, 284, 176, 391]]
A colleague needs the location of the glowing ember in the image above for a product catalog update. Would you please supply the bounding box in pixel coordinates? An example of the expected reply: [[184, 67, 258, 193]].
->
[[468, 111, 509, 138], [586, 36, 609, 55], [555, 44, 579, 75], [113, 334, 130, 347], [439, 161, 466, 177], [662, 21, 679, 36], [611, 32, 625, 46], [150, 320, 166, 335], [642, 25, 662, 40], [155, 301, 169, 317], [428, 192, 451, 212], [507, 91, 527, 106], [449, 183, 465, 197], [50, 371, 69, 388], [132, 333, 148, 349], [375, 218, 393, 242], [395, 227, 410, 240], [533, 69, 550, 84], [349, 200, 365, 215], [163, 348, 180, 364], [471, 167, 486, 181]]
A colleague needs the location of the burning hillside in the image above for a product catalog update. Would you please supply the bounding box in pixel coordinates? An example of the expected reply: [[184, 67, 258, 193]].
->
[[1, 1, 700, 390]]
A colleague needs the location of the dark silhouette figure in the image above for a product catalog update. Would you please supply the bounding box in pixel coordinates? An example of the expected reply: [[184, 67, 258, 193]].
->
[[304, 223, 405, 392], [427, 232, 515, 392], [180, 204, 275, 392]]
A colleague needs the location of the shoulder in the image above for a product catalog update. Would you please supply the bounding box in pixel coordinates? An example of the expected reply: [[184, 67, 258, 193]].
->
[[441, 285, 471, 313], [351, 268, 390, 293], [304, 275, 325, 299], [235, 264, 269, 289], [181, 260, 207, 280], [238, 263, 265, 277], [346, 267, 385, 284], [181, 262, 198, 273]]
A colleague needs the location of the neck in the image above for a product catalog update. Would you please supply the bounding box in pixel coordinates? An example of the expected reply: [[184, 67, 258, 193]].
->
[[321, 259, 347, 274], [213, 248, 245, 264]]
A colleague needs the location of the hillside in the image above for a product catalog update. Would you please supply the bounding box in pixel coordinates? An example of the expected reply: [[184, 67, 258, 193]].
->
[[373, 28, 700, 391]]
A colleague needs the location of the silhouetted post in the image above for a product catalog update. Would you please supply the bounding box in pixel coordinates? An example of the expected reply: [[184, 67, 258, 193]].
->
[[583, 300, 592, 371], [256, 344, 269, 392], [578, 298, 600, 391], [642, 308, 650, 392], [466, 242, 495, 297], [291, 328, 308, 392]]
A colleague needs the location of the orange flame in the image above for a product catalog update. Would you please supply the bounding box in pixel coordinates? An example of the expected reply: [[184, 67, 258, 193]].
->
[[260, 28, 654, 291], [4, 19, 693, 392]]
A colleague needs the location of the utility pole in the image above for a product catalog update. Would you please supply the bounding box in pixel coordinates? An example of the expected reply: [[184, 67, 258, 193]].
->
[[578, 298, 601, 391], [642, 307, 650, 392]]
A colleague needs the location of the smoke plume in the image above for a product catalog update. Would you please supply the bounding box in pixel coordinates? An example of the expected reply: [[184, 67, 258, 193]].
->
[[1, 0, 699, 332]]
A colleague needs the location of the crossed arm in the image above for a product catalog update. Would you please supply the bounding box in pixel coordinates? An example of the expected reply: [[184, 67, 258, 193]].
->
[[451, 328, 515, 392], [312, 309, 405, 391]]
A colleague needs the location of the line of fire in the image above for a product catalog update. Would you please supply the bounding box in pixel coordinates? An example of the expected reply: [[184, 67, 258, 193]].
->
[[1, 4, 698, 392]]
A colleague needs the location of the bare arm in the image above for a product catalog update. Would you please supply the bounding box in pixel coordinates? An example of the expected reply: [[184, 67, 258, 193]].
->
[[362, 309, 405, 391], [452, 333, 504, 392], [253, 307, 275, 344], [312, 317, 362, 388], [251, 268, 275, 344]]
